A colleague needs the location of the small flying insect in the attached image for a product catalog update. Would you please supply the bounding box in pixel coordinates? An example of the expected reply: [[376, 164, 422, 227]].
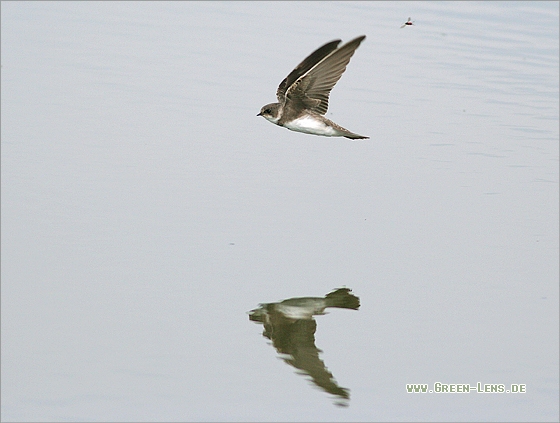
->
[[400, 17, 415, 28]]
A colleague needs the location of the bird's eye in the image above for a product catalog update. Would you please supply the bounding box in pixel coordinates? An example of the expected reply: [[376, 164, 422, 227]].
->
[[265, 109, 271, 114]]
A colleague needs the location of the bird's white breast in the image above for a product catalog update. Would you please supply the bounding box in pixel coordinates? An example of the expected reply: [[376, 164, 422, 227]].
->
[[283, 115, 340, 136]]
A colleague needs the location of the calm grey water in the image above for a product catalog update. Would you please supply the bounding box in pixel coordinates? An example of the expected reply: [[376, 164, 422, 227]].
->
[[1, 1, 558, 421]]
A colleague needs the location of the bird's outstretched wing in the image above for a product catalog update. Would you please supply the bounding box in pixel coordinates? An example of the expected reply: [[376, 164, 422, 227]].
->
[[276, 39, 341, 104], [279, 36, 366, 116]]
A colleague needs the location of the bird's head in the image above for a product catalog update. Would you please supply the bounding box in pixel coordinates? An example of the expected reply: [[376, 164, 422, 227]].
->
[[257, 103, 281, 123]]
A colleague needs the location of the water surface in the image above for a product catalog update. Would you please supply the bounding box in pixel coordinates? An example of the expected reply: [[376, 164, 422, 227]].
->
[[1, 1, 558, 421]]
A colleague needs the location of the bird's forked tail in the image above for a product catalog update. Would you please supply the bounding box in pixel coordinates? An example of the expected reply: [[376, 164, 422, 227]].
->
[[324, 288, 360, 310]]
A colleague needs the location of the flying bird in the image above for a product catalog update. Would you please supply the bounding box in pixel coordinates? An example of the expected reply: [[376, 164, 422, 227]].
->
[[258, 36, 368, 140]]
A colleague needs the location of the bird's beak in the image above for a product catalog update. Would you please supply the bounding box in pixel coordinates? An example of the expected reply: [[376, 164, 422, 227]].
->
[[257, 112, 262, 116]]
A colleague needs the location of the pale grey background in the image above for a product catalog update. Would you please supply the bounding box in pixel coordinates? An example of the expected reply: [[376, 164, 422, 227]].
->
[[1, 1, 558, 421]]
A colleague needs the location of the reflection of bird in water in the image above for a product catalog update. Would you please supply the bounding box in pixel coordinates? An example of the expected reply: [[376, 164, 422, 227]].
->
[[249, 288, 360, 406]]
